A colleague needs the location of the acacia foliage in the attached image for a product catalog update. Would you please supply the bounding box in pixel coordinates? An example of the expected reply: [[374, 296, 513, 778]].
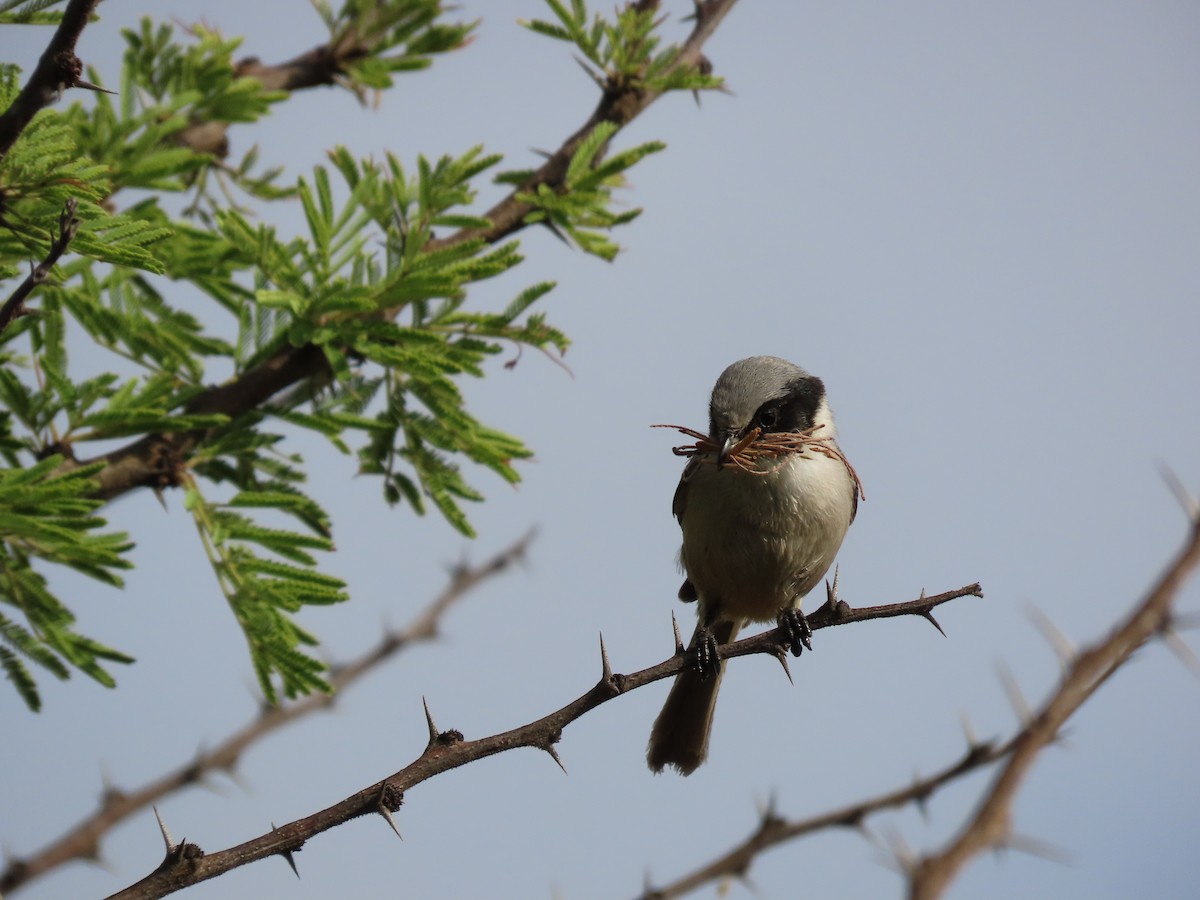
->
[[0, 0, 721, 709]]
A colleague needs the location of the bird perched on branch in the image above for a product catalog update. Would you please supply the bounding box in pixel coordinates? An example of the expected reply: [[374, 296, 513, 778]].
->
[[647, 356, 860, 775]]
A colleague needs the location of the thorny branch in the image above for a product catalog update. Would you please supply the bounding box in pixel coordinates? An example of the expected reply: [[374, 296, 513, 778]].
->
[[103, 582, 980, 899], [908, 509, 1200, 899], [638, 737, 1016, 900], [0, 532, 534, 896], [46, 0, 743, 502], [0, 0, 107, 162], [0, 199, 80, 335]]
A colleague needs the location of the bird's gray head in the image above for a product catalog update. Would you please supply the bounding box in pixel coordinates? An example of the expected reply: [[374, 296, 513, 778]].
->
[[708, 356, 833, 452]]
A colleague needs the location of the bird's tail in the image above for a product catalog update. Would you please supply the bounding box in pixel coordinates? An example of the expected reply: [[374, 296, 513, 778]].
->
[[646, 619, 742, 775]]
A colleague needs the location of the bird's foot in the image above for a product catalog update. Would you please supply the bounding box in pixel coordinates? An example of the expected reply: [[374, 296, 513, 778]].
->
[[778, 608, 813, 656], [691, 626, 722, 680]]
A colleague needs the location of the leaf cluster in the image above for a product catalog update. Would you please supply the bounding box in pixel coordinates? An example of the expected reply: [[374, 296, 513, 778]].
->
[[311, 0, 477, 93], [0, 0, 702, 709], [0, 456, 133, 710], [0, 0, 62, 26], [518, 120, 664, 260], [522, 0, 726, 93]]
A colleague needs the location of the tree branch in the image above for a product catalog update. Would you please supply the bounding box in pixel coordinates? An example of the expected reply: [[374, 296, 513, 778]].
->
[[907, 511, 1200, 899], [639, 736, 1017, 900], [0, 532, 534, 897], [0, 199, 80, 334], [174, 25, 388, 157], [0, 0, 104, 162], [103, 581, 979, 899], [68, 0, 741, 502], [430, 0, 740, 252]]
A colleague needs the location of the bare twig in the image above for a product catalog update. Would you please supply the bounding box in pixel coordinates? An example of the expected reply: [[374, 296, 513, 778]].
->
[[908, 513, 1200, 899], [102, 581, 978, 899], [638, 737, 1016, 900], [0, 199, 80, 334], [0, 0, 106, 162], [0, 533, 534, 897]]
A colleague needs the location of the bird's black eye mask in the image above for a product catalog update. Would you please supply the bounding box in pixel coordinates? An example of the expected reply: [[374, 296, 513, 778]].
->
[[752, 375, 825, 434]]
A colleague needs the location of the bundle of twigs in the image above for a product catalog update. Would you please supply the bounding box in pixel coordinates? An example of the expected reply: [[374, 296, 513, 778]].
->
[[653, 423, 866, 500]]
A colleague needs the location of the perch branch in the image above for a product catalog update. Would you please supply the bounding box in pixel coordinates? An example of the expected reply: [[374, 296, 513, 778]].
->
[[103, 581, 980, 899]]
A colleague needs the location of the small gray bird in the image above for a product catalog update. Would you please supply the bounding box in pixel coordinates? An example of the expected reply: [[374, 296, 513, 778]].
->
[[647, 356, 858, 775]]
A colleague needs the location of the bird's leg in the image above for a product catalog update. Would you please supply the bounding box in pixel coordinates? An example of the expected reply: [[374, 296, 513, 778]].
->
[[690, 626, 722, 680], [778, 607, 813, 656]]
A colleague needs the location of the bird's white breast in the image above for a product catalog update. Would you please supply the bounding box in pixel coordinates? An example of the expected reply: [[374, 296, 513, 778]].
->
[[679, 449, 854, 624]]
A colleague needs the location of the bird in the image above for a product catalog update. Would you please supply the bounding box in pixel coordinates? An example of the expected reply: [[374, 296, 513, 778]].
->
[[647, 356, 858, 775]]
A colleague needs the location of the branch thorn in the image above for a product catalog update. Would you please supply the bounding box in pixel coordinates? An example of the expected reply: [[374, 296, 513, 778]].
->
[[599, 632, 613, 683], [882, 824, 917, 875], [542, 743, 568, 775], [921, 608, 947, 638], [71, 75, 116, 95], [1025, 605, 1075, 671], [1162, 627, 1200, 680], [423, 696, 439, 746], [671, 611, 685, 655], [912, 773, 930, 820], [772, 647, 794, 685], [153, 806, 176, 854], [1003, 831, 1073, 866], [376, 783, 404, 840], [996, 661, 1032, 726], [573, 54, 604, 88], [378, 806, 402, 841], [1158, 462, 1200, 522], [271, 823, 300, 878], [960, 711, 978, 749]]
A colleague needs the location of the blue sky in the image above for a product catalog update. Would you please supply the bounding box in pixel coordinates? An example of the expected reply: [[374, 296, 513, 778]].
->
[[3, 2, 1199, 898]]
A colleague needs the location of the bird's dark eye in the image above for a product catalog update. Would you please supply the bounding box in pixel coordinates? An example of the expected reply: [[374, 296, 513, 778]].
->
[[756, 407, 778, 431]]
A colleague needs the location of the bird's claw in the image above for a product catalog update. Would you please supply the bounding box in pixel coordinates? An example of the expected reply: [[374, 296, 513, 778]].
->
[[779, 608, 813, 656], [691, 626, 722, 680]]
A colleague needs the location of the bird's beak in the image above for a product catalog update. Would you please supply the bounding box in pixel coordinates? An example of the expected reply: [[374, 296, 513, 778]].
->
[[716, 432, 737, 470]]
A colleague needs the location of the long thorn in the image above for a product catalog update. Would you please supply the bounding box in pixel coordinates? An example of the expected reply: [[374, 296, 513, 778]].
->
[[921, 609, 947, 637], [599, 632, 612, 682], [543, 744, 568, 775], [960, 711, 978, 748], [153, 806, 176, 853], [773, 648, 794, 685], [671, 611, 685, 655], [1163, 628, 1200, 680], [1159, 462, 1200, 521], [996, 662, 1032, 726], [271, 823, 300, 878], [1004, 831, 1073, 866], [378, 807, 402, 840], [422, 696, 438, 745], [1026, 606, 1075, 671]]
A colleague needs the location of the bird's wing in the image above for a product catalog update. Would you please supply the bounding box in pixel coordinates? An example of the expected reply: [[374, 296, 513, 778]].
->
[[672, 458, 699, 524]]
